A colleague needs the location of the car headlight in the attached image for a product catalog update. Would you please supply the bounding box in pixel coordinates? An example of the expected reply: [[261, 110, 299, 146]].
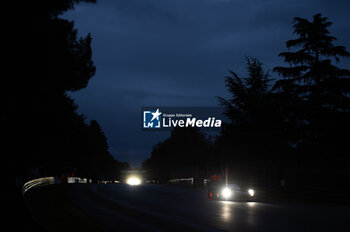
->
[[127, 177, 141, 186], [222, 188, 232, 198], [248, 189, 254, 196]]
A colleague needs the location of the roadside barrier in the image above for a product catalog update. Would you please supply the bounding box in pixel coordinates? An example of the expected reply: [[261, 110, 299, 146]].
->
[[22, 177, 55, 195]]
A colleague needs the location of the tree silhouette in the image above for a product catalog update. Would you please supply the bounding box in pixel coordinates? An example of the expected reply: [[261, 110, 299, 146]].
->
[[80, 120, 129, 180], [273, 14, 350, 187], [4, 1, 122, 230], [216, 57, 290, 184], [142, 127, 214, 182], [218, 57, 272, 126], [273, 14, 350, 157], [2, 0, 127, 183]]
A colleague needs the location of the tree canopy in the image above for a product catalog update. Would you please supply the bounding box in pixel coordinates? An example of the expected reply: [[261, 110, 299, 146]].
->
[[3, 0, 127, 182], [273, 13, 350, 157], [143, 14, 350, 188]]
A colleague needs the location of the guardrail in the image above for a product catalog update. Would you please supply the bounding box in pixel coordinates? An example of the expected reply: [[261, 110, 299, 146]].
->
[[22, 177, 55, 195], [168, 177, 194, 185]]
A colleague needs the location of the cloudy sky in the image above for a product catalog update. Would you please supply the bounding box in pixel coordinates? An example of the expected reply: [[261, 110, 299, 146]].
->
[[63, 0, 350, 167]]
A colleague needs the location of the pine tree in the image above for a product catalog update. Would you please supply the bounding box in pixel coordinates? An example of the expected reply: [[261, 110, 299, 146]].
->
[[273, 13, 350, 156], [216, 57, 289, 184], [218, 57, 272, 126]]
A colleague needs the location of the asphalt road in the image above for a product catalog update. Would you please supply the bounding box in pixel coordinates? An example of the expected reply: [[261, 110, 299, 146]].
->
[[61, 184, 350, 232]]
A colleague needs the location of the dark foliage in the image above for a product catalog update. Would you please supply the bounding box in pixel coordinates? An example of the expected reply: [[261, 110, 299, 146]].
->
[[216, 57, 290, 184], [273, 14, 350, 158], [142, 127, 214, 182], [143, 15, 350, 188], [2, 0, 127, 186]]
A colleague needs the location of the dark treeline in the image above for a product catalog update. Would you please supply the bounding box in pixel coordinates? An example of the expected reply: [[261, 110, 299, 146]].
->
[[142, 127, 215, 183], [143, 14, 350, 188], [3, 0, 129, 185]]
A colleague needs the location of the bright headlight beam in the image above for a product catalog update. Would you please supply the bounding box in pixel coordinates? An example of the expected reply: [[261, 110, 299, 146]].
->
[[127, 177, 141, 186], [222, 188, 232, 198], [248, 189, 254, 196]]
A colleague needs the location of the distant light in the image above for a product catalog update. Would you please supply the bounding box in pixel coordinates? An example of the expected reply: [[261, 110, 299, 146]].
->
[[222, 188, 232, 198], [247, 202, 256, 207], [248, 189, 254, 196], [127, 177, 141, 186]]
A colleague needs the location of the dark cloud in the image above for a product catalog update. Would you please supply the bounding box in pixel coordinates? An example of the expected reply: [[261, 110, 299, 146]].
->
[[65, 0, 350, 166]]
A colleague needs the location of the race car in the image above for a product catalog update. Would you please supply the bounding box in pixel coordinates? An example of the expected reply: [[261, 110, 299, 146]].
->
[[208, 183, 255, 201]]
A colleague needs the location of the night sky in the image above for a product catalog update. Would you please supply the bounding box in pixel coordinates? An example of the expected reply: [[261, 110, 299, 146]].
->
[[63, 0, 350, 167]]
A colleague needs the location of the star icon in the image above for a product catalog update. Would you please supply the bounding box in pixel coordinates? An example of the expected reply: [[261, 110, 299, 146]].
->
[[150, 108, 162, 121]]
